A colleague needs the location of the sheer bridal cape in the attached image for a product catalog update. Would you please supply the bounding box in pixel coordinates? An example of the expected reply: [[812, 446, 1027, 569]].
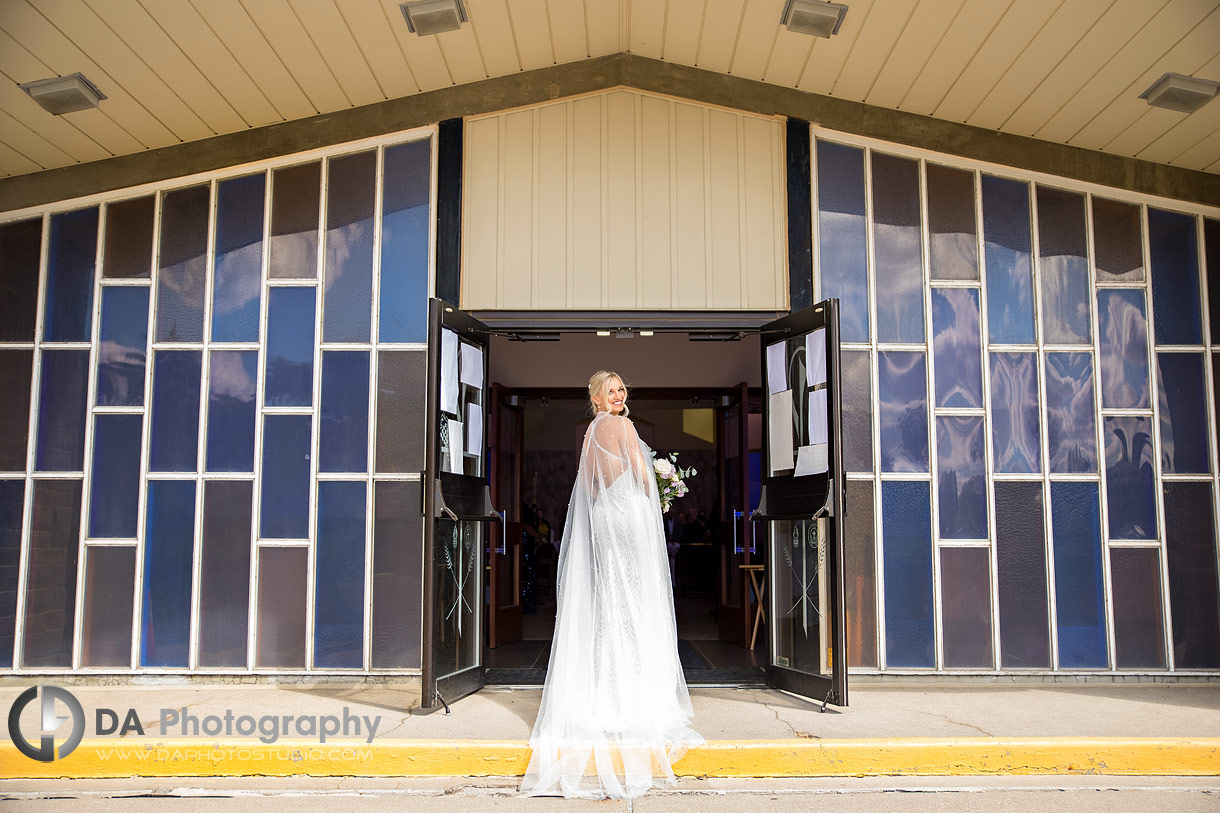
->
[[520, 412, 704, 799]]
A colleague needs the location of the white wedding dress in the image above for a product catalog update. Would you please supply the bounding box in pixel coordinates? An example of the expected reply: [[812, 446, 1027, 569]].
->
[[519, 411, 705, 799]]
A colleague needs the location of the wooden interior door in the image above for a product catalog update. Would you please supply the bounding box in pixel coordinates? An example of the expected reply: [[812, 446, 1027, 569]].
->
[[487, 383, 523, 648]]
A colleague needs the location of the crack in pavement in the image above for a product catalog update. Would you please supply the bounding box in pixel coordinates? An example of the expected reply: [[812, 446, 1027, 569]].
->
[[913, 709, 993, 737], [761, 702, 819, 739]]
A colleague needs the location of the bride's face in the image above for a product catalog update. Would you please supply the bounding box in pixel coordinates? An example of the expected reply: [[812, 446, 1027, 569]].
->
[[594, 377, 626, 414]]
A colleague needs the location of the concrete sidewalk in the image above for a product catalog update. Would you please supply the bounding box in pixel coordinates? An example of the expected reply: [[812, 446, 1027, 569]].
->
[[2, 682, 1219, 779]]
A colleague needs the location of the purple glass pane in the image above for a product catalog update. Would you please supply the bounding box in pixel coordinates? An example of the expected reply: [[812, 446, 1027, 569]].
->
[[0, 350, 32, 471], [1103, 416, 1157, 540], [841, 350, 873, 473], [1045, 352, 1097, 473], [199, 480, 252, 668], [940, 547, 993, 668], [323, 150, 375, 342], [96, 285, 149, 407], [936, 416, 987, 539], [270, 162, 320, 279], [256, 546, 307, 668], [926, 164, 978, 281], [1037, 187, 1091, 344], [816, 141, 869, 342], [871, 153, 923, 343], [0, 217, 42, 341], [995, 481, 1050, 668], [102, 196, 154, 279], [1097, 289, 1150, 409], [375, 351, 427, 473], [0, 479, 25, 667], [931, 287, 982, 408], [1110, 547, 1166, 669], [81, 545, 135, 667], [1156, 352, 1209, 474], [372, 480, 423, 669], [1092, 197, 1143, 282], [878, 351, 928, 472], [35, 349, 89, 472], [22, 479, 81, 667], [844, 480, 876, 668], [990, 352, 1041, 474], [43, 207, 98, 342], [1164, 482, 1220, 669], [156, 185, 208, 343]]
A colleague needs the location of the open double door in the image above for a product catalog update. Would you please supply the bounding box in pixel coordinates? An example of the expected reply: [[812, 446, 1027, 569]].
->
[[418, 297, 848, 712]]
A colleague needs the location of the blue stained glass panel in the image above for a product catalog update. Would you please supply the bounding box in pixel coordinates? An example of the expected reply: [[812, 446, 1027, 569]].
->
[[882, 481, 934, 668], [35, 349, 89, 472], [380, 140, 431, 343], [1156, 352, 1209, 474], [995, 481, 1050, 668], [207, 350, 258, 472], [43, 207, 98, 342], [149, 350, 201, 472], [936, 416, 987, 539], [1148, 208, 1202, 346], [0, 479, 24, 668], [260, 415, 311, 539], [871, 153, 924, 343], [878, 352, 928, 472], [1097, 290, 1150, 409], [931, 288, 982, 408], [212, 174, 265, 343], [141, 480, 195, 667], [314, 481, 366, 668], [323, 150, 375, 342], [1045, 352, 1097, 473], [265, 287, 316, 407], [1051, 482, 1108, 668], [320, 351, 370, 473], [96, 286, 149, 407], [981, 176, 1034, 345], [1036, 187, 1091, 344], [88, 414, 142, 538], [1103, 416, 1157, 540], [816, 141, 869, 342], [156, 185, 209, 343], [990, 352, 1041, 473]]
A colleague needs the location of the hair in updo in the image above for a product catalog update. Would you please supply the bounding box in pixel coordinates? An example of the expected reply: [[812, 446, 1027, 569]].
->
[[587, 370, 630, 417]]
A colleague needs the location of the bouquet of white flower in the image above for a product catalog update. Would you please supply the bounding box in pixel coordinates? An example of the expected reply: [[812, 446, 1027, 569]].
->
[[650, 450, 697, 514]]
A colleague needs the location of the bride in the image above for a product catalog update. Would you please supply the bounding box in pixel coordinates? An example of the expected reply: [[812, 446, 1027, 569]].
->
[[519, 370, 705, 799]]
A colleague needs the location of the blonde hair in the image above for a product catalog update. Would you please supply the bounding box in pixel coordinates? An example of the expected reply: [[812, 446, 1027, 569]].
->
[[587, 370, 630, 417]]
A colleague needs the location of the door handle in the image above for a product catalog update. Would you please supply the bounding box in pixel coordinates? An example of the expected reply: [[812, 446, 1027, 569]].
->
[[494, 510, 506, 555], [732, 510, 744, 554]]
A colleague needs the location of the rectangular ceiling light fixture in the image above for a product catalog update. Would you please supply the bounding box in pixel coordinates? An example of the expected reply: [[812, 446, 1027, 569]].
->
[[18, 73, 106, 115], [781, 0, 848, 38], [400, 0, 467, 36], [1139, 72, 1220, 113]]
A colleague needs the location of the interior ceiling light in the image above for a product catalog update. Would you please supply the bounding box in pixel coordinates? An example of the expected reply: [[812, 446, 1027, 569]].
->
[[18, 73, 106, 115], [1138, 72, 1220, 113], [399, 0, 467, 36], [781, 0, 848, 38]]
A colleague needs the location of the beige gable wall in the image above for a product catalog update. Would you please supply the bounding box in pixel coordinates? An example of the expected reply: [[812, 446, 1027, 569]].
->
[[461, 88, 788, 311]]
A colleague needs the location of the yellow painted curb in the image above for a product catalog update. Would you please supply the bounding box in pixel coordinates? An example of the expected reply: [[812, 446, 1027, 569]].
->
[[2, 737, 1218, 780]]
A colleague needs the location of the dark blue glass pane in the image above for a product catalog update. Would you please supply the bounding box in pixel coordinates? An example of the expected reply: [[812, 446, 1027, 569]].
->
[[882, 481, 934, 668], [43, 207, 98, 342], [0, 479, 24, 668], [141, 480, 195, 667], [1045, 352, 1097, 473], [936, 416, 987, 539], [878, 351, 928, 472], [315, 481, 366, 668], [1157, 352, 1210, 474], [1207, 219, 1220, 345], [0, 217, 42, 341], [995, 481, 1050, 668], [817, 141, 869, 342], [1103, 416, 1157, 540], [206, 350, 258, 472], [156, 185, 209, 343], [981, 176, 1034, 345], [1097, 289, 1150, 408], [149, 350, 201, 472], [931, 287, 982, 408], [1164, 482, 1220, 669], [323, 150, 374, 342], [212, 173, 265, 343], [1148, 208, 1202, 346], [266, 287, 316, 407], [96, 286, 149, 407], [1051, 482, 1107, 668], [871, 153, 923, 344], [380, 140, 431, 343], [88, 414, 142, 538], [1037, 187, 1091, 344], [320, 351, 370, 473], [35, 349, 89, 472], [990, 352, 1041, 474], [260, 415, 311, 538]]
